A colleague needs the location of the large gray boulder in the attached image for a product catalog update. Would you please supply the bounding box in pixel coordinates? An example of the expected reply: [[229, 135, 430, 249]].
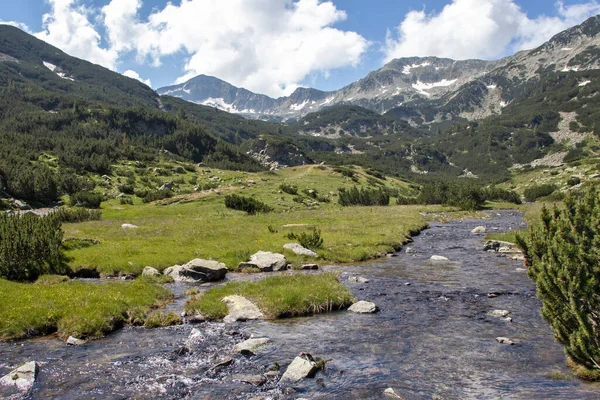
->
[[280, 354, 318, 384], [222, 295, 264, 323], [283, 243, 317, 257], [233, 338, 270, 355], [238, 251, 289, 272], [348, 301, 379, 314], [0, 361, 38, 391], [142, 266, 161, 277], [164, 259, 227, 282]]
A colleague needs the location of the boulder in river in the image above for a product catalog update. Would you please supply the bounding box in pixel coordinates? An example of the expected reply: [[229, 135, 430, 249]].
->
[[234, 338, 270, 355], [280, 354, 318, 384], [488, 310, 511, 318], [405, 247, 417, 254], [222, 296, 264, 323], [238, 251, 289, 272], [231, 374, 266, 386], [471, 226, 486, 234], [348, 276, 370, 284], [284, 243, 317, 257], [348, 300, 379, 314], [484, 240, 514, 252], [142, 266, 161, 277], [164, 259, 228, 283], [0, 361, 38, 391], [66, 336, 86, 346], [383, 388, 403, 399], [496, 337, 516, 345], [430, 255, 449, 261]]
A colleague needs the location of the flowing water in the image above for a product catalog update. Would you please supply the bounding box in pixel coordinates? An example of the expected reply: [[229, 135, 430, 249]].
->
[[1, 211, 599, 399]]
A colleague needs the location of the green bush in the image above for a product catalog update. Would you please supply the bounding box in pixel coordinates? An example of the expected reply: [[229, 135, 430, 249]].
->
[[567, 176, 581, 186], [141, 189, 173, 203], [0, 213, 66, 281], [52, 207, 102, 223], [524, 184, 557, 202], [224, 194, 273, 214], [338, 186, 390, 206], [481, 186, 522, 204], [120, 196, 134, 205], [516, 187, 600, 375], [279, 183, 298, 195], [416, 181, 485, 211], [286, 227, 324, 250], [70, 191, 103, 208], [118, 184, 135, 195]]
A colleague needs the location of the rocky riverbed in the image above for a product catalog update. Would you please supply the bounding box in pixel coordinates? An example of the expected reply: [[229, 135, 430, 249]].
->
[[1, 210, 599, 399]]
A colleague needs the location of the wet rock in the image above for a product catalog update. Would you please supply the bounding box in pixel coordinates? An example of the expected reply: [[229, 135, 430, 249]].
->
[[348, 300, 379, 314], [496, 337, 516, 345], [238, 251, 289, 272], [187, 314, 206, 324], [283, 243, 317, 257], [484, 240, 514, 252], [222, 296, 264, 323], [430, 255, 449, 261], [302, 264, 319, 270], [164, 259, 227, 283], [0, 361, 38, 391], [405, 247, 417, 254], [471, 226, 486, 234], [231, 374, 266, 386], [265, 370, 280, 379], [505, 317, 513, 323], [142, 266, 161, 277], [515, 268, 527, 273], [121, 223, 138, 229], [211, 357, 234, 370], [383, 388, 404, 399], [233, 338, 270, 355], [173, 346, 190, 356], [349, 276, 370, 283], [280, 354, 318, 384], [66, 336, 86, 346], [185, 328, 204, 346], [488, 310, 511, 318]]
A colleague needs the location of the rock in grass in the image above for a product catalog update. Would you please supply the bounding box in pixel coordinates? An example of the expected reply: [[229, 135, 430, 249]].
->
[[471, 226, 486, 234], [488, 310, 511, 318], [222, 295, 264, 323], [280, 354, 318, 384], [237, 251, 289, 272], [430, 255, 449, 261], [348, 300, 379, 314], [234, 338, 270, 355], [121, 223, 138, 229], [66, 336, 86, 346], [349, 276, 370, 283], [164, 259, 227, 283], [284, 243, 317, 257], [496, 337, 516, 345], [142, 266, 161, 277], [0, 361, 38, 391]]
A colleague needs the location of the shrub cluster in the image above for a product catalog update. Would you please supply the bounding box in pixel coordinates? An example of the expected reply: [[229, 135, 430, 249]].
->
[[0, 213, 66, 281], [338, 186, 390, 206], [517, 187, 600, 375], [279, 183, 298, 195], [141, 189, 173, 203], [405, 181, 486, 211], [224, 194, 273, 214], [481, 186, 522, 204], [286, 227, 324, 250], [70, 191, 103, 208], [52, 207, 102, 223], [524, 184, 557, 202]]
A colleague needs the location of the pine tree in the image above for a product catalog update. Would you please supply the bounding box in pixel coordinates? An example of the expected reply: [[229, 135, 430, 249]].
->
[[517, 186, 600, 372]]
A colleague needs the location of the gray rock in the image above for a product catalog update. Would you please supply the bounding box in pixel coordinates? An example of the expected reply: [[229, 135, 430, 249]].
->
[[484, 240, 514, 252], [348, 300, 379, 314], [187, 313, 206, 324], [283, 243, 317, 257], [496, 337, 516, 345], [142, 266, 161, 277], [488, 310, 511, 318], [164, 259, 227, 282], [349, 276, 370, 283], [383, 388, 403, 399], [159, 181, 174, 190], [0, 361, 38, 391], [302, 264, 319, 270], [430, 255, 449, 261], [280, 354, 318, 384], [405, 247, 417, 254], [121, 223, 138, 229], [233, 338, 270, 355], [66, 336, 86, 346], [238, 251, 289, 272], [222, 296, 264, 323], [231, 374, 266, 386], [471, 226, 486, 234]]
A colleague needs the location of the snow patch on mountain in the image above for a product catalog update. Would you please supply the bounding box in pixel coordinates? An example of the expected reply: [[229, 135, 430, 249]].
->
[[43, 61, 57, 72], [290, 100, 309, 111], [412, 79, 457, 95], [402, 62, 431, 74]]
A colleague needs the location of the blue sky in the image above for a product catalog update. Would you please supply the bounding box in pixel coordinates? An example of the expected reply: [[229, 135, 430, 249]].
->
[[1, 0, 600, 96]]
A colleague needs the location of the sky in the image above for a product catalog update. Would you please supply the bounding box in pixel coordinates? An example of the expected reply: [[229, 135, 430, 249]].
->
[[1, 0, 600, 97]]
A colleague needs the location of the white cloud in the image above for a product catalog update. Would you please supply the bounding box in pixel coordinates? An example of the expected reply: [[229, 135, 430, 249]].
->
[[122, 69, 152, 87], [102, 0, 369, 97], [384, 0, 600, 62], [35, 0, 118, 70], [0, 20, 32, 33]]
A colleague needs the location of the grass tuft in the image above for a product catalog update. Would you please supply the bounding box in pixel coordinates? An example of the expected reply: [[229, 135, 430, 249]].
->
[[35, 274, 70, 285], [143, 311, 183, 328]]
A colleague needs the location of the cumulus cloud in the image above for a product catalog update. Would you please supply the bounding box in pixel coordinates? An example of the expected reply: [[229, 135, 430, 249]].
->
[[384, 0, 600, 62], [101, 0, 369, 97], [35, 0, 118, 70], [122, 69, 152, 87]]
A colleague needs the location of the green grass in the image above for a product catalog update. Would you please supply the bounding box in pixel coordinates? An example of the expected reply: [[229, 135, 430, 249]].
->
[[143, 311, 183, 328], [0, 279, 173, 341], [63, 165, 440, 276], [185, 273, 355, 320]]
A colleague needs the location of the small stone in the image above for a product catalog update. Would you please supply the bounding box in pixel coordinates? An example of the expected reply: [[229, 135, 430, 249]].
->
[[383, 388, 403, 399], [496, 337, 516, 345], [66, 336, 86, 346], [211, 357, 234, 370], [349, 276, 370, 283], [121, 223, 138, 229], [233, 338, 270, 355], [348, 300, 379, 314], [142, 266, 160, 277], [187, 314, 206, 324], [265, 371, 280, 379], [302, 264, 319, 270], [405, 247, 417, 254], [487, 293, 499, 298], [404, 282, 411, 286], [488, 310, 511, 318], [280, 354, 318, 384], [471, 226, 486, 234], [430, 255, 449, 261], [231, 374, 266, 386]]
